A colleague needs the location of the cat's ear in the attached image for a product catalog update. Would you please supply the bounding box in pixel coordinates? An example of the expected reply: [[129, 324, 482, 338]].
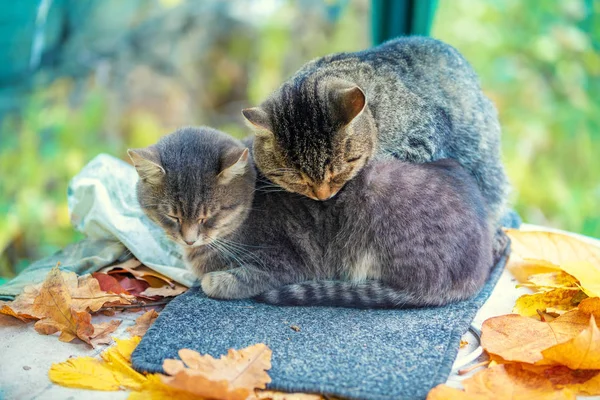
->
[[242, 108, 272, 136], [127, 147, 165, 185], [218, 148, 249, 185], [334, 85, 366, 125]]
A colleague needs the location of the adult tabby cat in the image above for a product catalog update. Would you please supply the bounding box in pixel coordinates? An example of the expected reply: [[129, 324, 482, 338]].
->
[[242, 36, 509, 235], [129, 127, 493, 308]]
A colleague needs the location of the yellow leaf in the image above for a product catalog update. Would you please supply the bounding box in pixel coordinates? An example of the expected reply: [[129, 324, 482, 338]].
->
[[427, 364, 575, 400], [558, 261, 600, 298], [513, 289, 582, 317], [101, 343, 147, 391], [115, 336, 142, 362], [578, 297, 600, 318], [128, 374, 199, 400], [508, 257, 562, 284], [481, 311, 595, 364], [541, 316, 600, 369], [506, 230, 600, 267], [127, 310, 159, 338], [161, 343, 272, 400], [520, 271, 579, 291], [50, 336, 146, 391], [49, 357, 124, 391]]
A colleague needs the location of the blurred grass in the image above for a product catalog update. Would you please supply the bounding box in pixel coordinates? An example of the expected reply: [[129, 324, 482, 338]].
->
[[0, 0, 598, 280]]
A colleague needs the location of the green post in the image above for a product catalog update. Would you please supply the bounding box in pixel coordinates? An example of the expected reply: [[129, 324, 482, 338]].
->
[[371, 0, 439, 45]]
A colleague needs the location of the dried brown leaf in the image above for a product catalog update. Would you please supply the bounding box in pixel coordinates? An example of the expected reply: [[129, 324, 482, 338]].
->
[[161, 343, 272, 400], [427, 364, 575, 400], [127, 310, 159, 337], [481, 311, 597, 364], [541, 316, 600, 369]]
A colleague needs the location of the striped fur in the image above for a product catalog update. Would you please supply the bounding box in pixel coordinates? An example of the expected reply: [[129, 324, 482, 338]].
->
[[133, 128, 494, 309]]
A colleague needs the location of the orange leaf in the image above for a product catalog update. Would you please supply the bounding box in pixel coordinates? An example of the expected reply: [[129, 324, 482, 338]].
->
[[427, 364, 575, 399], [540, 366, 600, 395], [32, 267, 95, 344], [161, 343, 272, 400], [579, 297, 600, 318], [541, 316, 600, 369], [70, 274, 134, 312], [481, 311, 596, 364], [0, 284, 43, 321], [90, 320, 122, 347], [127, 310, 159, 338]]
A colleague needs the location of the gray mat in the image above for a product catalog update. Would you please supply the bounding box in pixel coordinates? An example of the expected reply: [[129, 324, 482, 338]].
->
[[132, 240, 513, 399]]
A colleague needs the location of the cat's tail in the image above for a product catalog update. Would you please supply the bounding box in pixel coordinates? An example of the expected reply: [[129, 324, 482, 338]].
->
[[255, 281, 427, 308]]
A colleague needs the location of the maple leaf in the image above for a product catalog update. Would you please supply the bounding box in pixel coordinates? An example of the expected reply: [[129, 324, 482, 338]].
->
[[579, 297, 600, 318], [541, 316, 600, 369], [127, 310, 159, 338], [427, 364, 575, 400], [506, 229, 600, 267], [161, 343, 272, 400], [481, 311, 597, 364], [559, 261, 600, 298]]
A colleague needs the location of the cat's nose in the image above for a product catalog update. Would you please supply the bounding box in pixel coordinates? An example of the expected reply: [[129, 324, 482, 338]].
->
[[184, 239, 195, 246], [313, 183, 331, 201]]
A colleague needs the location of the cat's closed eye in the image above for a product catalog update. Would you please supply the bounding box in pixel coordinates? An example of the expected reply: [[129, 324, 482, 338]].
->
[[167, 214, 180, 224], [346, 156, 362, 163]]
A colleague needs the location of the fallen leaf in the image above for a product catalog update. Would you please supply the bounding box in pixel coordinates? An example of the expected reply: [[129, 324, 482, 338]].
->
[[139, 284, 187, 298], [100, 259, 175, 288], [257, 391, 324, 399], [481, 311, 596, 364], [127, 310, 159, 337], [506, 230, 600, 267], [427, 364, 575, 400], [520, 271, 580, 291], [70, 274, 134, 312], [541, 316, 600, 369], [49, 357, 125, 391], [90, 320, 122, 347], [49, 336, 147, 391], [0, 284, 43, 321], [508, 257, 562, 284], [116, 276, 151, 298], [513, 289, 583, 317], [92, 272, 130, 295], [579, 297, 600, 318], [32, 267, 95, 344], [559, 261, 600, 298], [540, 366, 600, 395], [460, 340, 469, 348], [129, 374, 199, 400], [161, 343, 272, 400]]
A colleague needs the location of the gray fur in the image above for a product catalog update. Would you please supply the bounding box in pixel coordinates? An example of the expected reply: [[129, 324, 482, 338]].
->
[[131, 127, 493, 308], [244, 36, 509, 236]]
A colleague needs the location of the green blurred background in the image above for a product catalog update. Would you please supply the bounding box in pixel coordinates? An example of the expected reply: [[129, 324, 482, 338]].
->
[[1, 0, 599, 281]]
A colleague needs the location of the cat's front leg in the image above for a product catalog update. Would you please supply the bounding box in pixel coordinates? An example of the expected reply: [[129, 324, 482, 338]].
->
[[201, 267, 295, 299], [185, 247, 227, 279]]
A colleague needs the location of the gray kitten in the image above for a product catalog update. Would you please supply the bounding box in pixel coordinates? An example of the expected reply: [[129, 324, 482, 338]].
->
[[129, 127, 493, 308], [242, 36, 509, 252]]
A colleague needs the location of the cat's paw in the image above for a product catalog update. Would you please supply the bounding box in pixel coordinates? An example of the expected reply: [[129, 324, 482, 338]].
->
[[201, 271, 241, 299]]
